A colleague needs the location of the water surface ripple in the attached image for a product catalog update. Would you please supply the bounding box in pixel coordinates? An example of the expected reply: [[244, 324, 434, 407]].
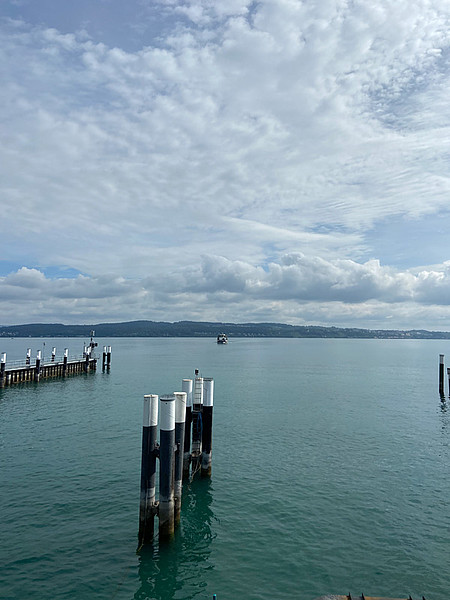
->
[[1, 337, 449, 599]]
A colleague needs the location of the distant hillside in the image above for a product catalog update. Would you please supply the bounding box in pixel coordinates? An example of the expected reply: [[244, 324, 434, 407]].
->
[[1, 320, 450, 339]]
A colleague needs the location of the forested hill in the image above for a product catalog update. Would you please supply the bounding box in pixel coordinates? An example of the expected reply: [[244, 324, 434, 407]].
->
[[1, 320, 450, 339]]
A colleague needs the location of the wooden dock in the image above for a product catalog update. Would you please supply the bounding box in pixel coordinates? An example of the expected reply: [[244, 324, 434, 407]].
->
[[0, 355, 97, 387]]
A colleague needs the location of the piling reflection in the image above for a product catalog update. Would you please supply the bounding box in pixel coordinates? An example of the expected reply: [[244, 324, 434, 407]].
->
[[439, 397, 448, 429], [134, 478, 215, 600]]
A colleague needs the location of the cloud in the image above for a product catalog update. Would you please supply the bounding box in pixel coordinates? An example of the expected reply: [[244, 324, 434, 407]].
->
[[1, 1, 450, 327], [2, 256, 450, 328]]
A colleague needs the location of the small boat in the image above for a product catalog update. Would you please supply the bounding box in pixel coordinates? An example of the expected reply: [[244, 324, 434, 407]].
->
[[216, 333, 228, 344]]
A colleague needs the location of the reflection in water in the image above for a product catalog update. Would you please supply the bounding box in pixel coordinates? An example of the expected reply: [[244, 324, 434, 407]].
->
[[134, 479, 215, 600], [439, 398, 448, 429]]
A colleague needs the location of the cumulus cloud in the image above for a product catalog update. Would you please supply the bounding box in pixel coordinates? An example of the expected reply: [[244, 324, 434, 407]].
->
[[1, 0, 450, 327], [3, 256, 450, 327]]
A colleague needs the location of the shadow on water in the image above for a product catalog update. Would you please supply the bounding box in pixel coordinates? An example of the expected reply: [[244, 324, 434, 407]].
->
[[134, 478, 216, 600]]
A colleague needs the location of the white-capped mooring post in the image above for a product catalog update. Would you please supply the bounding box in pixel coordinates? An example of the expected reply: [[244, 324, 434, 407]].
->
[[182, 378, 193, 479], [26, 348, 31, 366], [0, 353, 6, 388], [106, 346, 112, 370], [174, 392, 187, 525], [201, 378, 214, 477], [34, 350, 42, 382], [51, 347, 56, 362], [159, 395, 176, 538], [439, 354, 445, 397], [138, 395, 159, 547], [63, 348, 68, 377]]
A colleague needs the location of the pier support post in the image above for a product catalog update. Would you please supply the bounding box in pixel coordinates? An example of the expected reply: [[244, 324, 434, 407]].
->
[[159, 395, 175, 539], [182, 379, 193, 479], [201, 378, 214, 477], [440, 354, 445, 396], [63, 349, 68, 377], [34, 351, 41, 382], [138, 394, 159, 547], [0, 353, 6, 388], [174, 392, 186, 525]]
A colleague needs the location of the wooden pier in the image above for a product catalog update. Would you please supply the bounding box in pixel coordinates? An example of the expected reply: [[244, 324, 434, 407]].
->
[[0, 353, 97, 387], [0, 332, 111, 388]]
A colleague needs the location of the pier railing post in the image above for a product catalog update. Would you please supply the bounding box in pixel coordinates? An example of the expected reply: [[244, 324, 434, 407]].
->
[[34, 351, 41, 382], [201, 378, 214, 477], [439, 354, 445, 396], [174, 392, 186, 525], [182, 379, 193, 479], [0, 353, 6, 388], [159, 395, 175, 539], [138, 394, 159, 547]]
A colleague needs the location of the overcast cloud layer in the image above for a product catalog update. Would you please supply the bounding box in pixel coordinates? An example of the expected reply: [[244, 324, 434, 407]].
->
[[1, 0, 450, 328]]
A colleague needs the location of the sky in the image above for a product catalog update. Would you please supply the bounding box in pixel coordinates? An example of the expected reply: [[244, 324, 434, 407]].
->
[[1, 0, 450, 329]]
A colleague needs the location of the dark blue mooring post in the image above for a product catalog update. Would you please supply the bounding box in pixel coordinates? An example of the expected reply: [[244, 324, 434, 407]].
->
[[63, 348, 68, 377], [0, 353, 6, 388], [182, 378, 193, 479], [138, 394, 159, 547], [159, 394, 175, 539], [174, 391, 186, 525], [34, 350, 41, 382], [201, 378, 214, 477], [191, 374, 203, 475], [440, 354, 445, 397]]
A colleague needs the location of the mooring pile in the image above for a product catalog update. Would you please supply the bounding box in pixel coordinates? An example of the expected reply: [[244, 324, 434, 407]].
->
[[438, 353, 450, 399], [138, 369, 214, 547]]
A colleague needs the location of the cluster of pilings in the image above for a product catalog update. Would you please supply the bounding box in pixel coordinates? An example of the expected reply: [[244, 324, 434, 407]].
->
[[183, 369, 214, 478], [138, 370, 214, 547], [438, 353, 450, 399], [102, 346, 112, 371]]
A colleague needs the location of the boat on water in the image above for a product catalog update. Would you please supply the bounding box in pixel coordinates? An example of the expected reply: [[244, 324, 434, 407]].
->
[[216, 333, 228, 344]]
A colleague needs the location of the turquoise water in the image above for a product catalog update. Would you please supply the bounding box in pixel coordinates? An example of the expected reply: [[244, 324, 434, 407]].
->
[[1, 337, 450, 600]]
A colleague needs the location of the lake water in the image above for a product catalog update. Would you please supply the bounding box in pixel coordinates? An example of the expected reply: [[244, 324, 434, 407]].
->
[[1, 337, 449, 600]]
